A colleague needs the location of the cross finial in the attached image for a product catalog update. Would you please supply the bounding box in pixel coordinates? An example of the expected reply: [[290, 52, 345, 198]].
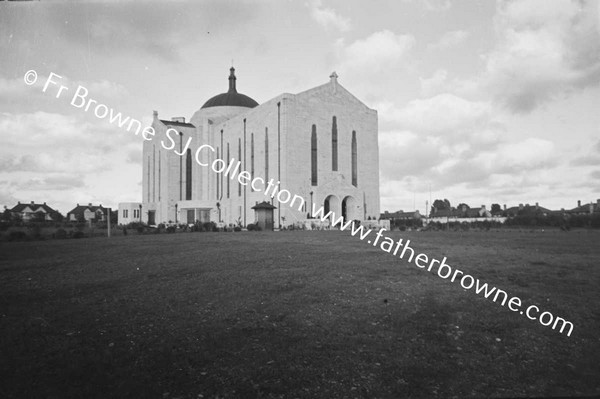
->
[[330, 71, 338, 93]]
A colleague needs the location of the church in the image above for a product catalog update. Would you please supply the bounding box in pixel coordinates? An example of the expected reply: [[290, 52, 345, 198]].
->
[[129, 67, 380, 229]]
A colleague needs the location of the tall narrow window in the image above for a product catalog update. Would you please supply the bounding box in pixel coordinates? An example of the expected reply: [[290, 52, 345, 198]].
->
[[227, 143, 230, 199], [250, 133, 255, 192], [186, 148, 192, 200], [216, 147, 220, 200], [265, 127, 269, 182], [332, 116, 338, 171], [238, 138, 242, 197], [311, 124, 318, 186], [220, 130, 224, 199], [351, 130, 357, 187], [158, 153, 161, 201], [147, 156, 150, 202]]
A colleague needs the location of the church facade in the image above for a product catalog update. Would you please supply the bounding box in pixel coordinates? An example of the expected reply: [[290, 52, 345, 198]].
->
[[138, 68, 380, 229]]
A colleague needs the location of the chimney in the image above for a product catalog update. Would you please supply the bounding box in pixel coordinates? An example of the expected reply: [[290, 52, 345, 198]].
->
[[519, 203, 523, 210], [535, 202, 539, 210], [578, 200, 581, 207], [481, 205, 486, 210], [31, 201, 34, 204], [503, 204, 506, 210], [171, 117, 185, 123], [88, 203, 92, 206], [153, 110, 158, 119]]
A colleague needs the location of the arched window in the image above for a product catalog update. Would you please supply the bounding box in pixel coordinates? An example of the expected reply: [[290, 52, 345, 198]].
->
[[332, 116, 338, 171], [265, 127, 269, 182], [186, 149, 192, 200], [311, 124, 318, 186], [351, 130, 357, 187], [250, 133, 255, 192]]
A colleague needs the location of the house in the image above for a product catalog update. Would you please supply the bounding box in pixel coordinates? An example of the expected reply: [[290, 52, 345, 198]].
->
[[66, 203, 107, 222], [9, 201, 58, 221], [567, 199, 600, 215], [504, 203, 553, 217], [464, 205, 491, 218]]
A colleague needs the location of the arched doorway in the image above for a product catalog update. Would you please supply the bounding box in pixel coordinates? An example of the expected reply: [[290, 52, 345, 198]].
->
[[323, 195, 341, 220], [342, 196, 357, 221]]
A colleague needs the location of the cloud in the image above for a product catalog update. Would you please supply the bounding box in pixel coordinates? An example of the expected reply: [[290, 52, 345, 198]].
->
[[429, 30, 469, 49], [379, 131, 444, 180], [419, 69, 448, 96], [376, 88, 560, 200], [308, 0, 351, 32], [383, 93, 491, 134], [335, 30, 415, 74], [0, 1, 262, 64], [126, 149, 142, 164], [0, 73, 130, 117], [424, 0, 452, 12], [483, 0, 600, 113], [571, 155, 600, 166], [16, 175, 87, 191], [0, 111, 142, 175]]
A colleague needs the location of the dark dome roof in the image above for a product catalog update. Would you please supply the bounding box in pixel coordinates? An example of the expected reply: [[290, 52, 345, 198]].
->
[[201, 67, 258, 109]]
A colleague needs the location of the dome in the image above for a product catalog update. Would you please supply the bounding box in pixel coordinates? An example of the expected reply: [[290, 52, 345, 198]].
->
[[201, 67, 259, 109]]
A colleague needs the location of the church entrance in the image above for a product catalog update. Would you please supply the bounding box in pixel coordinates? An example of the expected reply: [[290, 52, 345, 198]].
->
[[187, 210, 195, 223], [147, 210, 155, 226], [182, 208, 211, 224], [323, 195, 341, 223], [342, 196, 357, 221]]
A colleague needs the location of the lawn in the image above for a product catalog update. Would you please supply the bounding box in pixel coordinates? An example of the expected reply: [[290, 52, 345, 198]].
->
[[1, 229, 599, 398]]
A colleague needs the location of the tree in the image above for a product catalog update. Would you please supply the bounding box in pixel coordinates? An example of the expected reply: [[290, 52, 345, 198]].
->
[[110, 210, 118, 224], [491, 203, 502, 215], [2, 207, 12, 222], [51, 210, 64, 222], [33, 211, 46, 223], [457, 203, 470, 211], [430, 199, 451, 216]]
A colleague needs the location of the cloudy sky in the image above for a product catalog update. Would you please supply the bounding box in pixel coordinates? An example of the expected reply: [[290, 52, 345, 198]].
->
[[1, 0, 599, 215]]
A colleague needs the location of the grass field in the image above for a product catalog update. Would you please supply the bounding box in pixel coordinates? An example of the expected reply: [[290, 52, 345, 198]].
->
[[1, 229, 599, 398]]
